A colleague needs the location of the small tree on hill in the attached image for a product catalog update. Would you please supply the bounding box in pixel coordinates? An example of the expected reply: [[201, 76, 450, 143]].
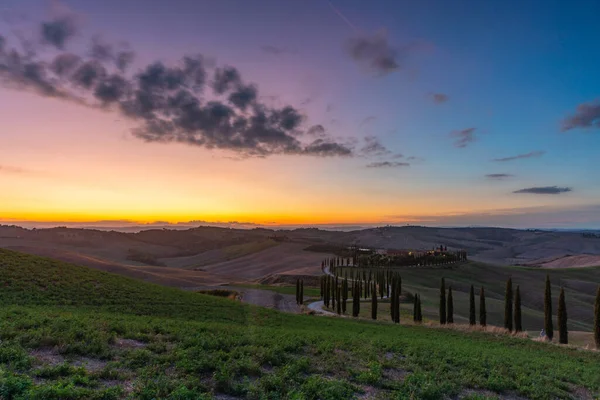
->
[[447, 286, 454, 324], [440, 278, 447, 325], [469, 284, 476, 326], [504, 277, 513, 332], [544, 274, 554, 341], [594, 286, 600, 349], [558, 287, 568, 344], [336, 284, 341, 315], [480, 287, 487, 327], [371, 283, 377, 320], [413, 293, 418, 322], [514, 285, 522, 333]]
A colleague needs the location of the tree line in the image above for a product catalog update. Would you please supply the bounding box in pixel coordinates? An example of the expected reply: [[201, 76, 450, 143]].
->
[[304, 267, 600, 349]]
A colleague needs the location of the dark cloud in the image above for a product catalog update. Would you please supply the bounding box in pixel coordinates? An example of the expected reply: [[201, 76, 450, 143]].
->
[[307, 124, 326, 136], [115, 49, 135, 72], [561, 100, 600, 131], [366, 161, 410, 168], [0, 22, 354, 158], [392, 153, 404, 159], [90, 37, 113, 61], [485, 173, 514, 179], [360, 135, 390, 156], [493, 151, 545, 162], [431, 93, 448, 104], [51, 53, 81, 76], [40, 16, 77, 49], [450, 127, 476, 148], [326, 104, 333, 113], [346, 30, 399, 76], [72, 60, 106, 89], [94, 74, 129, 103], [228, 84, 257, 110], [303, 139, 353, 157], [212, 66, 241, 95], [513, 186, 572, 195]]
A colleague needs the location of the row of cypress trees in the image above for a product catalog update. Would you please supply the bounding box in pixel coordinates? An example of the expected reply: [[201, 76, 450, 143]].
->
[[324, 267, 600, 350], [440, 278, 487, 326]]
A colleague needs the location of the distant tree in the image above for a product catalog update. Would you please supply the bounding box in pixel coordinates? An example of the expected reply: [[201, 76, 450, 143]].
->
[[300, 280, 304, 305], [416, 294, 422, 323], [595, 286, 600, 349], [390, 277, 396, 322], [413, 293, 418, 322], [440, 278, 447, 325], [469, 284, 476, 326], [544, 275, 554, 341], [447, 286, 454, 324], [371, 283, 377, 320], [296, 279, 300, 305], [558, 287, 568, 344], [480, 287, 487, 327], [504, 278, 513, 332], [342, 277, 348, 314], [514, 285, 522, 333], [336, 284, 341, 315]]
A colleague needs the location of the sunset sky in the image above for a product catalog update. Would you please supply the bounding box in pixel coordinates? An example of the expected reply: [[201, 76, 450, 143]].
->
[[1, 0, 599, 229]]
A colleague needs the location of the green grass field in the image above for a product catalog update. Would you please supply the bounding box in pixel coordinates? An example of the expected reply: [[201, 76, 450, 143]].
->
[[0, 249, 599, 399]]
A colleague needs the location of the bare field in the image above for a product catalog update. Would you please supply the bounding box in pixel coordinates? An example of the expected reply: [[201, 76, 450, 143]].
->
[[198, 243, 331, 279]]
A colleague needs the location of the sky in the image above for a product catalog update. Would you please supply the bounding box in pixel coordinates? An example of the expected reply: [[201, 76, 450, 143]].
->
[[0, 0, 599, 229]]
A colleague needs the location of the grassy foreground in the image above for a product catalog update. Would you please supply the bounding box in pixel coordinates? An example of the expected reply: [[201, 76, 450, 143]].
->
[[0, 249, 599, 399]]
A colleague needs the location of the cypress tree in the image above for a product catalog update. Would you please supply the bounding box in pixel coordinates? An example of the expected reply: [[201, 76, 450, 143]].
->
[[558, 287, 568, 344], [469, 284, 476, 326], [504, 278, 513, 332], [296, 279, 300, 305], [395, 278, 401, 324], [331, 279, 335, 309], [440, 278, 447, 324], [300, 280, 304, 305], [390, 277, 396, 321], [416, 294, 422, 322], [594, 286, 600, 349], [336, 284, 341, 315], [480, 287, 487, 327], [413, 293, 418, 322], [447, 286, 454, 324], [342, 278, 348, 314], [371, 283, 377, 320], [514, 285, 522, 333], [544, 274, 554, 341]]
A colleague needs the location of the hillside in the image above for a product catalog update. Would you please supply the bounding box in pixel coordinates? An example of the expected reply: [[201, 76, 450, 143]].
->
[[0, 249, 599, 399], [2, 226, 599, 289]]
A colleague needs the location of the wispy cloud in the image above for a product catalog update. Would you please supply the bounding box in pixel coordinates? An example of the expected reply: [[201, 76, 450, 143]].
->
[[561, 100, 600, 131], [366, 161, 409, 168], [430, 93, 448, 104], [360, 136, 390, 157], [513, 186, 571, 195], [346, 30, 399, 76], [260, 45, 289, 55], [359, 115, 376, 127], [485, 173, 514, 180], [0, 165, 30, 174], [493, 151, 545, 162], [450, 127, 476, 148]]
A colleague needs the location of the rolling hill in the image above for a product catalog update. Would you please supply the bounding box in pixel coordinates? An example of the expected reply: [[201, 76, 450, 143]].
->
[[0, 248, 599, 399]]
